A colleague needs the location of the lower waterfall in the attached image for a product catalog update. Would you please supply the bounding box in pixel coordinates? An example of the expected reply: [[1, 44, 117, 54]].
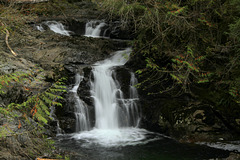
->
[[72, 48, 155, 147], [91, 48, 140, 129]]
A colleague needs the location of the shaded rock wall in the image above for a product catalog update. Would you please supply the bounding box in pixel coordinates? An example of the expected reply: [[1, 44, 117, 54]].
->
[[126, 53, 240, 143]]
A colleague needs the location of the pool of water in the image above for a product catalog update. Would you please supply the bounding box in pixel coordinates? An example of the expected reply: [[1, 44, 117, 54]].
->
[[55, 130, 230, 160]]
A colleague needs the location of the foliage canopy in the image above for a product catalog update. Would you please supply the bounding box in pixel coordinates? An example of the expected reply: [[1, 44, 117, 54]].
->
[[95, 0, 240, 102], [94, 0, 240, 127]]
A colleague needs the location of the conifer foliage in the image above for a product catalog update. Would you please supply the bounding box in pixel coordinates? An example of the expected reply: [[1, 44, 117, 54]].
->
[[95, 0, 240, 102], [94, 0, 240, 128]]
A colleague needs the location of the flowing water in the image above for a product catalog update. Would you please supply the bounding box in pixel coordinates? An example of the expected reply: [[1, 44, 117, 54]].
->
[[84, 20, 107, 38], [90, 48, 140, 130], [36, 21, 72, 36], [46, 21, 72, 36], [69, 74, 90, 132]]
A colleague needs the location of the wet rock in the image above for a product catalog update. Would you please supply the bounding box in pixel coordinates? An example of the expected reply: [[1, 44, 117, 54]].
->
[[114, 67, 131, 98], [76, 67, 95, 127], [58, 117, 75, 133], [109, 22, 135, 40], [156, 103, 234, 142], [16, 26, 128, 75], [172, 105, 231, 141], [78, 67, 92, 106], [226, 152, 240, 160], [67, 19, 86, 36]]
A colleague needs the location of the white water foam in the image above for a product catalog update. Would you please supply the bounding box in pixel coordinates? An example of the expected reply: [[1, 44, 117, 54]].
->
[[46, 21, 71, 36], [36, 25, 45, 32], [91, 48, 135, 130], [72, 128, 160, 148]]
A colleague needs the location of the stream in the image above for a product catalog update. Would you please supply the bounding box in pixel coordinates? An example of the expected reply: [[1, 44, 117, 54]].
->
[[43, 20, 238, 159]]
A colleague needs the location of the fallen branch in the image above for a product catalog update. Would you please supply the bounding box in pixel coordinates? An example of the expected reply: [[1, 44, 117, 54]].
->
[[5, 28, 18, 56], [0, 21, 17, 56]]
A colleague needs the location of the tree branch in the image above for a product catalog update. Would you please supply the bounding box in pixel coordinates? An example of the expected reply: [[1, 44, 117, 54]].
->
[[4, 28, 18, 56], [0, 21, 17, 56]]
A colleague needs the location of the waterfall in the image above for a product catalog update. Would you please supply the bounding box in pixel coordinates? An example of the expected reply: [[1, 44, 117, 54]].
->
[[84, 20, 106, 37], [42, 21, 72, 36], [36, 25, 45, 32], [91, 54, 141, 129], [70, 74, 90, 132], [72, 48, 150, 147], [118, 72, 141, 127], [91, 48, 133, 129], [45, 21, 71, 36]]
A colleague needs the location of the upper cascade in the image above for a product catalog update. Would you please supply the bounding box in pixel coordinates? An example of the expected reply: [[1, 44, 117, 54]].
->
[[35, 19, 132, 40], [84, 20, 107, 38], [36, 21, 72, 36]]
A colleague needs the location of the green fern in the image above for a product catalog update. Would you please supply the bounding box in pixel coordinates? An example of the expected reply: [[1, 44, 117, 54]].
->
[[0, 72, 30, 94], [7, 78, 67, 125], [0, 70, 67, 138]]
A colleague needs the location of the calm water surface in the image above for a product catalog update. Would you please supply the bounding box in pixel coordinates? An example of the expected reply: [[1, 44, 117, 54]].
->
[[55, 133, 230, 160]]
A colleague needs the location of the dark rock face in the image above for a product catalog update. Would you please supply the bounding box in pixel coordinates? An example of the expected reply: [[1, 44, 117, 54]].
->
[[56, 69, 94, 133], [77, 67, 95, 128], [104, 21, 135, 40], [78, 67, 92, 106], [138, 92, 237, 142], [55, 92, 76, 133], [114, 67, 132, 98], [67, 19, 86, 36], [169, 105, 232, 142], [127, 53, 240, 142]]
